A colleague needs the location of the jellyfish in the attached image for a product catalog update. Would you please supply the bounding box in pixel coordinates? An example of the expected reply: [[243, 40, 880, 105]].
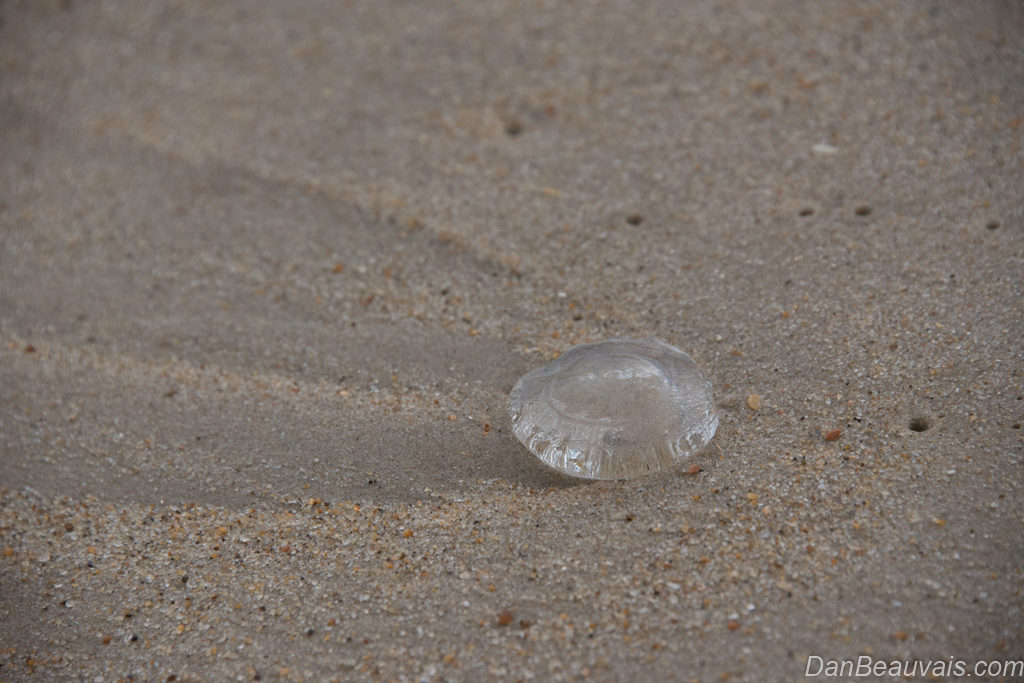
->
[[507, 338, 718, 479]]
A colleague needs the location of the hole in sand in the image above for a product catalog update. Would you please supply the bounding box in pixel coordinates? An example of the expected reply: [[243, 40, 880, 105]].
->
[[908, 416, 931, 432], [986, 220, 1000, 230], [854, 206, 872, 216], [799, 207, 814, 216], [505, 120, 523, 137], [626, 214, 644, 226]]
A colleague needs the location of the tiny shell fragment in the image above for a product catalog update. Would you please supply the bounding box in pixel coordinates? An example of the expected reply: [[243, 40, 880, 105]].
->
[[824, 429, 842, 441], [746, 394, 761, 411]]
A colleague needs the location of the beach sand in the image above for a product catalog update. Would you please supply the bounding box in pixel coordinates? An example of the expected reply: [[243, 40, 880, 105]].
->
[[1, 1, 1022, 680]]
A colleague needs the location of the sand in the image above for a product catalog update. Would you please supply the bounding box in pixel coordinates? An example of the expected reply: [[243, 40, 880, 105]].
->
[[1, 1, 1022, 680]]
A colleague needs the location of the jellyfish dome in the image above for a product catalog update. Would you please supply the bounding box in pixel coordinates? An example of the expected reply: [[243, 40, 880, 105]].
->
[[507, 338, 718, 480]]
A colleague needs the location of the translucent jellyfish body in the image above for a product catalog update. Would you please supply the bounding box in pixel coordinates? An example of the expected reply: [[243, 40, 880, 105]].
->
[[507, 338, 718, 479]]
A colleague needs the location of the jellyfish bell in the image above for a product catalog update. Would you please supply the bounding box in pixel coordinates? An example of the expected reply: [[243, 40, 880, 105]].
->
[[507, 338, 718, 480]]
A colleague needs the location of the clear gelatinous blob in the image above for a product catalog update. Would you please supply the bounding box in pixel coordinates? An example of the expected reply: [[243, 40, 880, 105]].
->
[[508, 338, 718, 480]]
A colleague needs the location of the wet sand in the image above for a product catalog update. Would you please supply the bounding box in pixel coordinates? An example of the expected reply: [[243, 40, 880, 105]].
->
[[1, 1, 1022, 680]]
